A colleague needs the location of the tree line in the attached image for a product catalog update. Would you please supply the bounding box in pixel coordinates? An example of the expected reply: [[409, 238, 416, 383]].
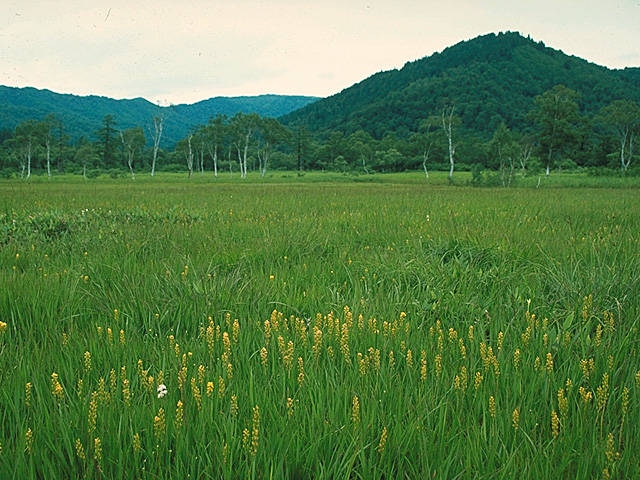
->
[[0, 85, 638, 181]]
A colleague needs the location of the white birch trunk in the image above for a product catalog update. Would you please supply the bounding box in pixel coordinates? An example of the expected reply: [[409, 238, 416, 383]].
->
[[442, 106, 455, 180], [150, 116, 164, 177]]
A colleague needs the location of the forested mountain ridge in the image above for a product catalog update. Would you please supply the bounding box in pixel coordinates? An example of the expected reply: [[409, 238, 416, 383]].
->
[[281, 31, 640, 140], [0, 86, 318, 147]]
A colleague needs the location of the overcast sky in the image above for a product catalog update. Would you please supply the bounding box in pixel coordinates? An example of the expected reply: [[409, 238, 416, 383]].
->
[[2, 1, 639, 105]]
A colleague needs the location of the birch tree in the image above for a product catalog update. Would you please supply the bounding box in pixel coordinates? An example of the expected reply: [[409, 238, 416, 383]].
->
[[205, 114, 227, 177], [10, 119, 42, 179], [441, 105, 457, 180], [230, 113, 259, 178], [417, 117, 439, 180], [149, 114, 164, 177], [597, 99, 640, 174], [119, 127, 145, 179]]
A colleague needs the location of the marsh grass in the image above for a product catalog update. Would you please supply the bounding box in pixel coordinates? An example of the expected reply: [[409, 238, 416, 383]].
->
[[0, 174, 639, 478]]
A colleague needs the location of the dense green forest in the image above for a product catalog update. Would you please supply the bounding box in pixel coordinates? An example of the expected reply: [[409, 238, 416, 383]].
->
[[0, 89, 317, 148], [1, 32, 639, 181]]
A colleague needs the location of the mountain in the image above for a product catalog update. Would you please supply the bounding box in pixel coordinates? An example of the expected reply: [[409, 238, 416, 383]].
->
[[0, 87, 318, 147], [281, 31, 640, 140]]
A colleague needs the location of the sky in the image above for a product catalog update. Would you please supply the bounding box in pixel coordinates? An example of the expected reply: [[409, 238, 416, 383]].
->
[[2, 0, 639, 105]]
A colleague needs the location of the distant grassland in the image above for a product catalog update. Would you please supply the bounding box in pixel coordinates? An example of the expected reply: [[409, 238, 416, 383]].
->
[[1, 173, 639, 478]]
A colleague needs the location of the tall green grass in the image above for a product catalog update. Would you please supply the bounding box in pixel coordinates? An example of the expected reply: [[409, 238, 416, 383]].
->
[[1, 175, 639, 478]]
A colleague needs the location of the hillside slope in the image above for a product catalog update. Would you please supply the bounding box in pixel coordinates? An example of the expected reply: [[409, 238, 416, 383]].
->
[[281, 32, 640, 139], [0, 87, 318, 147]]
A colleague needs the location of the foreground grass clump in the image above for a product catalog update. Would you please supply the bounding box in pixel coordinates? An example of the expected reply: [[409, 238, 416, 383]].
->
[[0, 175, 639, 478]]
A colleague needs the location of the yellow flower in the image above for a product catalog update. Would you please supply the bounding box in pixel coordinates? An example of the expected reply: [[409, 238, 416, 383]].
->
[[153, 408, 166, 441], [352, 395, 361, 424], [25, 382, 32, 408], [551, 410, 560, 438], [25, 427, 33, 455], [250, 405, 260, 457], [377, 426, 388, 454], [51, 372, 65, 401], [0, 321, 7, 333], [75, 438, 86, 461], [512, 408, 520, 430], [94, 437, 103, 470], [175, 400, 184, 429], [488, 396, 496, 418]]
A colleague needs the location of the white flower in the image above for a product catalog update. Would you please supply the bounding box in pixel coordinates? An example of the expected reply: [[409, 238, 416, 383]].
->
[[157, 384, 167, 398]]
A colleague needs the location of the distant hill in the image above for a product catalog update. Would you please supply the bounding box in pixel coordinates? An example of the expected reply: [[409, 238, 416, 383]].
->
[[0, 87, 318, 147], [281, 31, 640, 139]]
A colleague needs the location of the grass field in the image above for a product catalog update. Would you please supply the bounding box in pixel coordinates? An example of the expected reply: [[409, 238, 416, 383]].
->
[[1, 172, 639, 478]]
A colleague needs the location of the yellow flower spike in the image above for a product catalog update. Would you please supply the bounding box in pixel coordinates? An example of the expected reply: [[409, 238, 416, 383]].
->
[[83, 351, 92, 373], [109, 369, 117, 397], [0, 321, 7, 333], [94, 437, 103, 470], [512, 408, 520, 430], [405, 349, 413, 369], [488, 395, 496, 418], [242, 428, 250, 451], [189, 378, 202, 411], [434, 354, 442, 377], [458, 339, 467, 359], [25, 427, 33, 455], [88, 392, 98, 433], [420, 351, 427, 381], [218, 376, 226, 399], [551, 410, 560, 438], [177, 367, 187, 393], [119, 329, 125, 345], [222, 332, 231, 356], [297, 357, 305, 386], [153, 408, 166, 441], [260, 347, 268, 367], [250, 405, 260, 457], [286, 397, 295, 417], [107, 327, 113, 345], [312, 327, 323, 361], [351, 396, 361, 424], [474, 371, 483, 390], [605, 432, 620, 464], [206, 381, 215, 397], [175, 400, 184, 429], [230, 395, 239, 417], [25, 382, 32, 408], [377, 426, 388, 454], [579, 386, 593, 404], [596, 373, 610, 412], [133, 433, 141, 454], [558, 388, 569, 419], [448, 328, 458, 343], [513, 349, 521, 370], [604, 311, 615, 335], [340, 323, 351, 365], [232, 319, 240, 344], [122, 379, 131, 406], [51, 372, 65, 401], [594, 324, 603, 347], [75, 438, 86, 461], [622, 387, 629, 417]]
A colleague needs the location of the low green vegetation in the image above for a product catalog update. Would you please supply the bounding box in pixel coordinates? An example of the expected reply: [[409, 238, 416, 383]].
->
[[1, 175, 639, 478]]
